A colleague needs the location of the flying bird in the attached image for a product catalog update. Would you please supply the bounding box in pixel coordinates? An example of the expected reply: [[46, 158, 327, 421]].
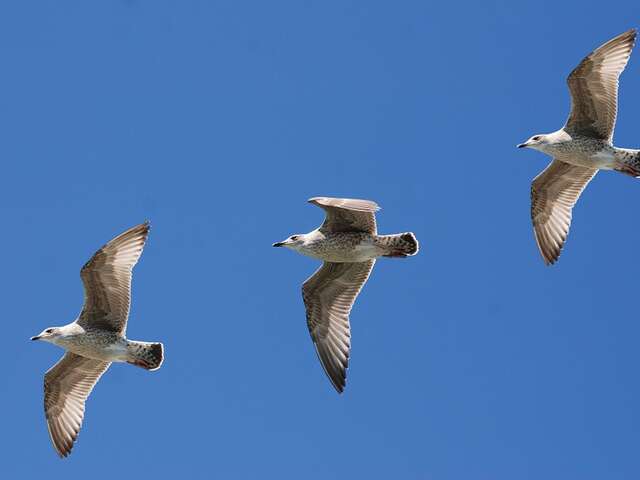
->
[[31, 222, 164, 457], [273, 197, 419, 393], [518, 29, 638, 264]]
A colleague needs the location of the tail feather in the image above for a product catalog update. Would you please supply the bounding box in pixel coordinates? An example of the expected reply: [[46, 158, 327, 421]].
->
[[615, 150, 640, 177], [381, 232, 419, 258], [127, 341, 164, 371]]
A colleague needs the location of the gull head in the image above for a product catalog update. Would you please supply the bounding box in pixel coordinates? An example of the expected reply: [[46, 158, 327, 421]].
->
[[31, 327, 63, 344], [517, 134, 549, 151], [273, 234, 306, 251], [518, 130, 570, 154]]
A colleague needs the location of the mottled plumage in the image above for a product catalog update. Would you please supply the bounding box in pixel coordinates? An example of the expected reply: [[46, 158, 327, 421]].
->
[[274, 197, 419, 393], [518, 29, 639, 264], [32, 222, 164, 457]]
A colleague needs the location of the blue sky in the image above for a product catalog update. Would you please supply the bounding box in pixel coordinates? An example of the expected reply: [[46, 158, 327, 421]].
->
[[1, 1, 640, 478]]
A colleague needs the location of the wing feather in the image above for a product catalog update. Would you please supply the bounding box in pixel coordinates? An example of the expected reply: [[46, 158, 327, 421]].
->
[[302, 260, 375, 393], [565, 29, 636, 140], [77, 222, 149, 334], [44, 353, 110, 457], [309, 197, 379, 234], [531, 160, 597, 265]]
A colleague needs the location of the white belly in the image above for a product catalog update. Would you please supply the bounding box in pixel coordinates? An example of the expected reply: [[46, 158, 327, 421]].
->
[[352, 242, 380, 261], [64, 340, 129, 363], [102, 342, 130, 362], [590, 150, 616, 169], [560, 150, 614, 169]]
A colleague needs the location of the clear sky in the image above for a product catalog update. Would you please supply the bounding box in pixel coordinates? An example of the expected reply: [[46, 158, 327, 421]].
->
[[1, 1, 640, 478]]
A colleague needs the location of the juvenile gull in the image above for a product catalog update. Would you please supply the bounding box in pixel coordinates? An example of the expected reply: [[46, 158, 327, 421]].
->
[[31, 222, 164, 457], [273, 197, 419, 393], [518, 29, 638, 265]]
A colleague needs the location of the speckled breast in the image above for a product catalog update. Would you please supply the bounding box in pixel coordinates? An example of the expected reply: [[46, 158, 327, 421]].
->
[[59, 331, 128, 362], [551, 137, 615, 168], [302, 232, 381, 263]]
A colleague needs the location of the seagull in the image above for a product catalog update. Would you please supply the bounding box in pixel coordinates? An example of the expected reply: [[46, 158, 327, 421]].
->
[[518, 29, 639, 265], [273, 197, 419, 393], [31, 222, 164, 457]]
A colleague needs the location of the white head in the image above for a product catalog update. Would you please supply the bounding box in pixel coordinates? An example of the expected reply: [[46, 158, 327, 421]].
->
[[31, 326, 64, 345], [517, 134, 551, 152], [518, 130, 569, 154], [272, 234, 307, 252]]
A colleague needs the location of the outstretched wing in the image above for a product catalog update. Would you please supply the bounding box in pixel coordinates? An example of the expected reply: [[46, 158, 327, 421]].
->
[[309, 197, 379, 234], [44, 352, 110, 457], [565, 29, 636, 140], [531, 160, 597, 265], [302, 260, 375, 393], [77, 222, 150, 334]]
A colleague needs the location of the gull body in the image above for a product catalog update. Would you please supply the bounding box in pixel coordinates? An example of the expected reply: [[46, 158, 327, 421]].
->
[[519, 129, 638, 171], [518, 29, 639, 265], [33, 324, 128, 362], [31, 222, 164, 458], [32, 324, 153, 364], [274, 197, 419, 393], [275, 230, 407, 263]]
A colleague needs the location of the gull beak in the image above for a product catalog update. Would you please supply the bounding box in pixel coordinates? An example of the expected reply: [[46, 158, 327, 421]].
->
[[517, 142, 528, 149], [272, 241, 285, 247], [30, 336, 40, 341]]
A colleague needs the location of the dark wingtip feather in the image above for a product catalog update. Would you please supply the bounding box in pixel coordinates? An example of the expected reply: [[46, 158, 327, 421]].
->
[[313, 342, 348, 394]]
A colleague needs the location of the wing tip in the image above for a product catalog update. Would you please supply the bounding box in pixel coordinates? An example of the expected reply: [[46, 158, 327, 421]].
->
[[542, 253, 558, 266], [46, 418, 76, 458], [620, 28, 637, 49], [533, 227, 562, 266], [603, 28, 637, 46], [120, 221, 151, 238], [606, 28, 637, 52], [137, 220, 151, 236], [327, 367, 347, 395], [113, 221, 151, 246], [333, 382, 345, 394], [312, 342, 349, 395], [80, 221, 151, 272], [56, 443, 73, 458]]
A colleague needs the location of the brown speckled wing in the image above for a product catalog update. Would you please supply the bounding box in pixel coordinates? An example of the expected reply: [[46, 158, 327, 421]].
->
[[44, 353, 110, 457], [302, 260, 375, 393], [77, 222, 149, 334], [565, 29, 636, 140], [531, 160, 597, 265], [309, 197, 379, 234]]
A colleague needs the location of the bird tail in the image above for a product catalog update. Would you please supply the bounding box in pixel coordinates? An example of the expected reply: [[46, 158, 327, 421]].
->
[[380, 232, 419, 258], [614, 149, 640, 177], [127, 341, 164, 371]]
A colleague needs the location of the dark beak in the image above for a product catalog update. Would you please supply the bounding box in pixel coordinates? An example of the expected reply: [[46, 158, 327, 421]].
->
[[517, 143, 527, 148], [31, 336, 40, 341], [272, 242, 285, 247]]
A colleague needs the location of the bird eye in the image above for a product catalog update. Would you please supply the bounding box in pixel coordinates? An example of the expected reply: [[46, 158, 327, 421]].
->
[[45, 328, 53, 334], [532, 136, 541, 141], [291, 235, 299, 241]]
